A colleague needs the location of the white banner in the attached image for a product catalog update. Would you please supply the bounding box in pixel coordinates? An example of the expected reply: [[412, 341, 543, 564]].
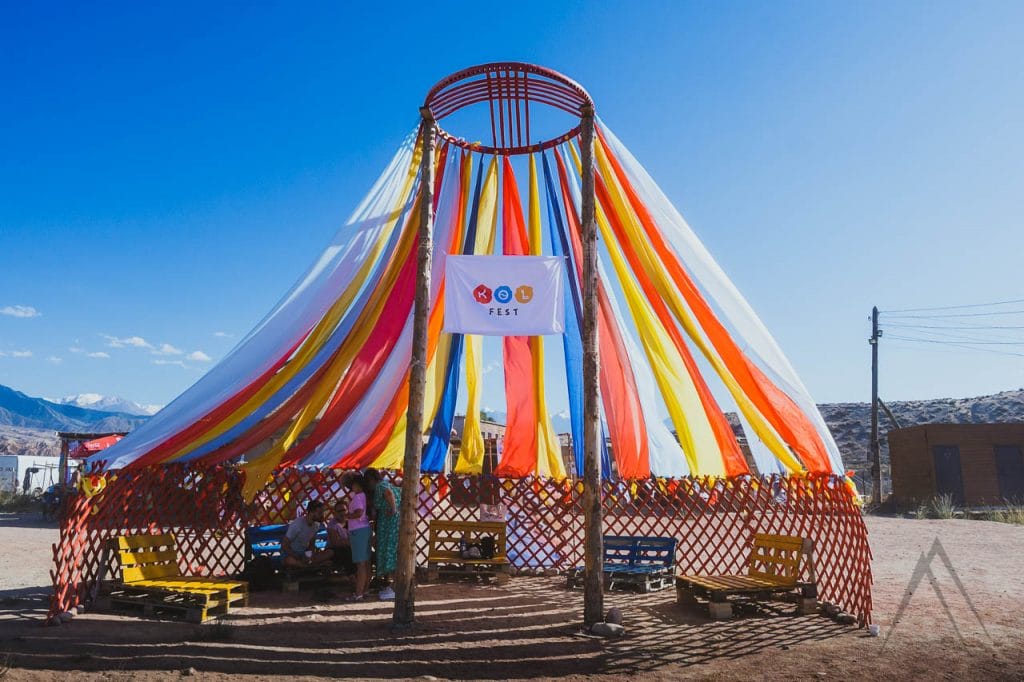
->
[[444, 255, 565, 336]]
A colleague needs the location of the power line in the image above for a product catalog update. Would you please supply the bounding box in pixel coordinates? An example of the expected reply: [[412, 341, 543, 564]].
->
[[882, 322, 1024, 331], [882, 309, 1024, 319], [884, 335, 1024, 357], [881, 325, 1024, 345], [885, 334, 1024, 346], [880, 298, 1024, 314]]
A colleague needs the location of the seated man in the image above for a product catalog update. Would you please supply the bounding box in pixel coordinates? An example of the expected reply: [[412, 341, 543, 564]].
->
[[281, 499, 333, 569], [327, 500, 355, 575]]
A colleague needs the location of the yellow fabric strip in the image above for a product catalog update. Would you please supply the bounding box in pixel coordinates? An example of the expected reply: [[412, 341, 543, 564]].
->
[[568, 143, 724, 475], [528, 154, 566, 480], [592, 140, 802, 473], [371, 153, 474, 469], [455, 157, 499, 473], [168, 137, 424, 463]]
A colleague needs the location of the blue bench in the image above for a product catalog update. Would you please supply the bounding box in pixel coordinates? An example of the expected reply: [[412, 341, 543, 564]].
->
[[566, 536, 677, 593], [244, 524, 332, 591]]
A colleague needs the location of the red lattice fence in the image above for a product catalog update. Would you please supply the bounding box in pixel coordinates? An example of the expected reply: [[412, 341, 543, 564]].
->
[[50, 467, 871, 624]]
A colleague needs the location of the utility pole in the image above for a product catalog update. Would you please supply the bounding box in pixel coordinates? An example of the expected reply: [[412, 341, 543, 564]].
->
[[869, 306, 882, 505]]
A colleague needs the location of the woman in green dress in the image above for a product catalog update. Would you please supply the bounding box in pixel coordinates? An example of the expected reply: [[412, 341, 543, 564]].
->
[[363, 468, 400, 601]]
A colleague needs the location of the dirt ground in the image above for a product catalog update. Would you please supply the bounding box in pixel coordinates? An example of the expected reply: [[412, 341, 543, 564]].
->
[[1, 513, 1022, 681]]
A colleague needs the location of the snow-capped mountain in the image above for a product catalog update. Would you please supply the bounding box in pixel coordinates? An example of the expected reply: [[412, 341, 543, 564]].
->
[[58, 393, 162, 416]]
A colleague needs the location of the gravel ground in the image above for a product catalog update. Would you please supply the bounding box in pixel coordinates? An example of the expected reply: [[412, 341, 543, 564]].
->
[[0, 513, 1022, 680]]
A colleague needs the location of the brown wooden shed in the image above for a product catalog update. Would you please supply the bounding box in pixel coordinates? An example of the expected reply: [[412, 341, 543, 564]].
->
[[888, 423, 1024, 506]]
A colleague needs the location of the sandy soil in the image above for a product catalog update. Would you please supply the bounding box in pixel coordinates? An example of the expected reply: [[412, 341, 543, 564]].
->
[[0, 513, 1022, 680]]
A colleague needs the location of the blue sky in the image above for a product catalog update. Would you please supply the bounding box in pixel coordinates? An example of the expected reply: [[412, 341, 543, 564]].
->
[[2, 1, 1023, 411]]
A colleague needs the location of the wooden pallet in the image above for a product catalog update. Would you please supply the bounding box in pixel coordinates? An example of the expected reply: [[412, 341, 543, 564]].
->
[[99, 589, 229, 624], [422, 520, 511, 584], [425, 559, 511, 584], [676, 534, 818, 619], [114, 534, 249, 606], [565, 536, 676, 593], [565, 566, 674, 593]]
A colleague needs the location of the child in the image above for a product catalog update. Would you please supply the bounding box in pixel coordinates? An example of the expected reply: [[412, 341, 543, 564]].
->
[[327, 500, 354, 575], [345, 474, 371, 600]]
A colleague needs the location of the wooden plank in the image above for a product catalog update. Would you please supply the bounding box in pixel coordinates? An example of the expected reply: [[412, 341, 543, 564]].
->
[[117, 534, 175, 551], [123, 562, 181, 583], [118, 549, 179, 567], [753, 534, 803, 550]]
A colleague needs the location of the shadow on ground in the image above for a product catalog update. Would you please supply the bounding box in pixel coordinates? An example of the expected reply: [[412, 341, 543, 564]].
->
[[0, 577, 852, 679], [0, 512, 56, 529]]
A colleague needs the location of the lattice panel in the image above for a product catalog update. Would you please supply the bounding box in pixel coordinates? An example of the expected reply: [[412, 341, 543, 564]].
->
[[50, 469, 871, 625]]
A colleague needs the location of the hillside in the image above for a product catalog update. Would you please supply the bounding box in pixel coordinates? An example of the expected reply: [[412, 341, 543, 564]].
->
[[818, 389, 1024, 480], [1, 383, 1022, 470]]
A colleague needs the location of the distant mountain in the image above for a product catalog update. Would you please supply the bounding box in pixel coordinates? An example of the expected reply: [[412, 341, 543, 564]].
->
[[57, 393, 162, 416], [0, 384, 150, 433]]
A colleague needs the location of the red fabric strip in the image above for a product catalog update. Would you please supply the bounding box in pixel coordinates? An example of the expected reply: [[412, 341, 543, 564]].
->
[[495, 156, 539, 478]]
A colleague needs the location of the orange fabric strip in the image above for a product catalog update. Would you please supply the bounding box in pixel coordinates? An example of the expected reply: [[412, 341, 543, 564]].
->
[[597, 129, 831, 473]]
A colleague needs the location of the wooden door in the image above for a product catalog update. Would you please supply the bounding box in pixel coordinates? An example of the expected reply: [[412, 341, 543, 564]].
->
[[994, 445, 1024, 502], [932, 445, 965, 505]]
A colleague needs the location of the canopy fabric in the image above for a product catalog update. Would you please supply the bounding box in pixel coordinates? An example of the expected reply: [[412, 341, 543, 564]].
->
[[91, 119, 845, 490]]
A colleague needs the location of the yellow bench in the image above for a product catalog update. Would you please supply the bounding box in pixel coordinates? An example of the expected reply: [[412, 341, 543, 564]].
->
[[676, 533, 817, 619], [424, 520, 511, 584], [106, 533, 248, 623]]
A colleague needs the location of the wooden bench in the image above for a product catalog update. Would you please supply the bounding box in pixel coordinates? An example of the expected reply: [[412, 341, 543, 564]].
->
[[245, 524, 335, 592], [102, 533, 248, 623], [423, 520, 510, 584], [566, 536, 677, 593], [675, 533, 817, 619]]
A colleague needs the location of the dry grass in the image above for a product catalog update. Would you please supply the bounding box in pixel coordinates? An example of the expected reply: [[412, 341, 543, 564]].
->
[[986, 503, 1024, 525], [910, 493, 960, 520], [0, 491, 36, 513]]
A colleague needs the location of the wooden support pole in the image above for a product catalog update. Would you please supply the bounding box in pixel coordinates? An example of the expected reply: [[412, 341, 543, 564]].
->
[[579, 104, 604, 627], [392, 107, 436, 628]]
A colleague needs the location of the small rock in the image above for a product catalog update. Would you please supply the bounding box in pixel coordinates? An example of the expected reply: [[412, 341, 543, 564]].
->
[[591, 621, 625, 638], [816, 673, 827, 678], [60, 611, 75, 622], [606, 607, 623, 625], [542, 568, 559, 577], [182, 667, 197, 676]]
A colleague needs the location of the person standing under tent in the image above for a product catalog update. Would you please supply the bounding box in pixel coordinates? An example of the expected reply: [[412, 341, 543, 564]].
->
[[364, 468, 400, 601], [344, 473, 372, 601]]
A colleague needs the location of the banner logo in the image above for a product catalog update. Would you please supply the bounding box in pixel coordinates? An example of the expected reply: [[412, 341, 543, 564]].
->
[[475, 283, 533, 317]]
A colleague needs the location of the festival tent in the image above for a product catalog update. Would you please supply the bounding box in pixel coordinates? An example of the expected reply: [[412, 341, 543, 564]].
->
[[54, 63, 871, 628], [89, 63, 849, 502]]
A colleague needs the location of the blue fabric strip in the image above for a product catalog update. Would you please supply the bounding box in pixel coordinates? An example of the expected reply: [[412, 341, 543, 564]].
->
[[421, 154, 484, 472]]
